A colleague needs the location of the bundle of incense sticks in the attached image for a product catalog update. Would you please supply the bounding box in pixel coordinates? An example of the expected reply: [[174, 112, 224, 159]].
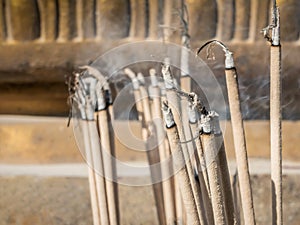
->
[[69, 66, 119, 225], [67, 1, 282, 224], [68, 57, 249, 225]]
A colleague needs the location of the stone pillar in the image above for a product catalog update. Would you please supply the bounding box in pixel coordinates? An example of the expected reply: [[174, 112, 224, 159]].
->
[[5, 0, 40, 42], [249, 0, 270, 42], [148, 0, 161, 39], [37, 0, 57, 42], [96, 0, 129, 40], [186, 0, 217, 41], [278, 0, 300, 42], [0, 0, 4, 41], [57, 0, 76, 42], [216, 0, 234, 41], [233, 0, 250, 41]]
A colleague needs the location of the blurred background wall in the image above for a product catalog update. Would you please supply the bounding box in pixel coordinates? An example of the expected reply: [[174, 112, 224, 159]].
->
[[0, 0, 299, 119]]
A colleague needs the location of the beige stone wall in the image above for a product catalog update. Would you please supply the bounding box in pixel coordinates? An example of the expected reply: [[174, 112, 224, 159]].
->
[[0, 0, 299, 116], [1, 117, 300, 163]]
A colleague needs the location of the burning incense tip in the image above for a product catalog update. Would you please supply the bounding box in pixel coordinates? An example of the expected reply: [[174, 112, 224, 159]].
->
[[124, 68, 136, 79], [137, 73, 145, 85], [162, 101, 175, 128]]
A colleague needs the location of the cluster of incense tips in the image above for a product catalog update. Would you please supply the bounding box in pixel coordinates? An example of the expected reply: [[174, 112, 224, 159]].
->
[[67, 1, 282, 224]]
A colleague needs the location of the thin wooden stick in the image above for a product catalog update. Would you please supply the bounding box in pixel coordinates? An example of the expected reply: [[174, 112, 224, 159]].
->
[[85, 67, 120, 225], [92, 72, 119, 225], [138, 74, 166, 225], [126, 71, 166, 225], [200, 114, 226, 225], [149, 69, 176, 225], [162, 102, 201, 225], [86, 98, 110, 225], [262, 2, 282, 224], [97, 108, 118, 225], [107, 104, 120, 225], [73, 76, 106, 225], [197, 41, 256, 225], [80, 118, 101, 225]]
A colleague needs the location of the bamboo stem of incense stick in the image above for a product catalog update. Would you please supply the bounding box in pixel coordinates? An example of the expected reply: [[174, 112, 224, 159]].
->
[[200, 113, 226, 225], [162, 61, 204, 223], [163, 102, 201, 225], [106, 103, 120, 225], [149, 69, 176, 225], [96, 92, 118, 225], [86, 97, 110, 225], [80, 118, 101, 225], [197, 41, 256, 225], [262, 2, 282, 224]]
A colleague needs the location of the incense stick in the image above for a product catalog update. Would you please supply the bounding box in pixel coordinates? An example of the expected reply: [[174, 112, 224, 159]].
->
[[97, 109, 118, 225], [128, 71, 166, 225], [214, 116, 237, 225], [85, 94, 110, 225], [139, 81, 166, 225], [163, 102, 201, 225], [197, 41, 256, 225], [262, 2, 282, 224], [124, 68, 144, 121], [188, 96, 214, 225], [80, 117, 101, 225], [162, 60, 205, 223], [72, 74, 109, 225], [200, 113, 226, 225], [107, 103, 120, 225], [149, 69, 176, 224]]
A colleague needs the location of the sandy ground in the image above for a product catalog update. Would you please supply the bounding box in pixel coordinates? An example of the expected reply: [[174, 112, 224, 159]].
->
[[0, 173, 300, 225]]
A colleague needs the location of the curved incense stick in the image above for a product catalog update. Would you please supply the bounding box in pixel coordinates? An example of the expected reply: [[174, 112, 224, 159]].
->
[[163, 102, 201, 225], [124, 68, 144, 121], [197, 40, 255, 225]]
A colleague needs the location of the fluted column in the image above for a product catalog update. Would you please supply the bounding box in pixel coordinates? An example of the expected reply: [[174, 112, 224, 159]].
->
[[5, 0, 40, 42], [233, 0, 250, 41], [37, 0, 57, 41], [96, 0, 129, 40], [216, 0, 234, 41], [187, 0, 217, 41]]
